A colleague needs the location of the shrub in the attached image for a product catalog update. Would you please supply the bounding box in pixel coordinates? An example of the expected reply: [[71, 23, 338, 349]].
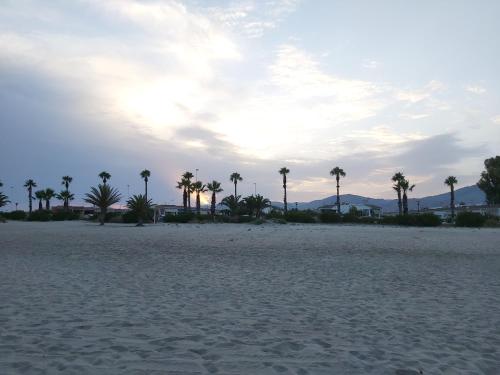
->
[[319, 211, 341, 223], [455, 212, 486, 227], [483, 217, 500, 228], [414, 213, 441, 227], [3, 210, 27, 220], [359, 217, 379, 224], [266, 210, 284, 219], [52, 211, 79, 221], [28, 210, 52, 222], [380, 214, 441, 227], [163, 213, 195, 223], [122, 211, 139, 224], [342, 214, 361, 223], [284, 210, 316, 223]]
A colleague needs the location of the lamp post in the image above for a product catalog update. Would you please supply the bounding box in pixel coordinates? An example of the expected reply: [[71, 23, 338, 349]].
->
[[195, 168, 199, 183], [253, 183, 256, 196]]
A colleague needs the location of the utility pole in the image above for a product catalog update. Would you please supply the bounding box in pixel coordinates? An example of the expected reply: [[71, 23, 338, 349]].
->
[[253, 183, 256, 196]]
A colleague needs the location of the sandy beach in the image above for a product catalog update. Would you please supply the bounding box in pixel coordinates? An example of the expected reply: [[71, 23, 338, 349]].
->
[[0, 221, 499, 374]]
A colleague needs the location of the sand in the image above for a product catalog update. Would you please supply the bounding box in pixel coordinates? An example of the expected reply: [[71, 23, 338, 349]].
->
[[0, 221, 499, 374]]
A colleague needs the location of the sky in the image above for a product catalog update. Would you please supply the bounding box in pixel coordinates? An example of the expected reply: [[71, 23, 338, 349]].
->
[[1, 0, 499, 208]]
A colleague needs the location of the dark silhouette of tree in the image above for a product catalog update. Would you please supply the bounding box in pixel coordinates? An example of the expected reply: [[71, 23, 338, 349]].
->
[[44, 188, 55, 210], [35, 190, 45, 211], [127, 194, 152, 226], [207, 181, 223, 216], [140, 170, 151, 200], [56, 190, 75, 208], [98, 171, 111, 185], [176, 178, 189, 211], [330, 167, 346, 215], [61, 176, 73, 210], [400, 178, 415, 215], [242, 194, 270, 218], [192, 181, 206, 215], [24, 179, 37, 214], [84, 184, 121, 225], [279, 167, 290, 213], [221, 194, 242, 216], [230, 172, 243, 197], [0, 183, 10, 209], [477, 156, 500, 204], [444, 176, 458, 218], [391, 172, 405, 215], [182, 171, 194, 210]]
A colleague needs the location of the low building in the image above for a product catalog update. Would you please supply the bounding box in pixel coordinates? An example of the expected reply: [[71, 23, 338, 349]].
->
[[424, 204, 500, 218], [317, 203, 382, 218]]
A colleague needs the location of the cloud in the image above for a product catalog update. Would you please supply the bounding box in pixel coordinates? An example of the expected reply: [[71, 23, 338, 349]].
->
[[492, 115, 500, 124], [362, 60, 379, 69], [465, 85, 487, 94], [395, 80, 445, 104]]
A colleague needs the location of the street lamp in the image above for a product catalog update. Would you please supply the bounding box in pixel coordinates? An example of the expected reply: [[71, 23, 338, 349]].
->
[[195, 168, 199, 182], [253, 183, 256, 196]]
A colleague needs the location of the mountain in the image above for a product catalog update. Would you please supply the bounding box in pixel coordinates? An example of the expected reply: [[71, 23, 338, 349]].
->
[[272, 185, 486, 213]]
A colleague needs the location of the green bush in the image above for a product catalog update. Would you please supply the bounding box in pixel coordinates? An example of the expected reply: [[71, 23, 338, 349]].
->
[[52, 211, 79, 221], [319, 211, 341, 223], [266, 210, 284, 219], [28, 210, 52, 221], [342, 214, 361, 223], [483, 218, 500, 228], [164, 213, 195, 223], [3, 210, 27, 220], [359, 216, 379, 224], [380, 214, 441, 227], [455, 212, 486, 227], [122, 211, 139, 224], [284, 210, 316, 223]]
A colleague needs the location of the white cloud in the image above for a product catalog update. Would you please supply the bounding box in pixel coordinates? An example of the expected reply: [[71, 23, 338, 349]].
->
[[465, 85, 486, 94], [396, 80, 445, 103], [362, 60, 379, 69], [492, 115, 500, 124]]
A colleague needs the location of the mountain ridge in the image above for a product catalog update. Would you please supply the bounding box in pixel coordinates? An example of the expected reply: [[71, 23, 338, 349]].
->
[[272, 185, 486, 212]]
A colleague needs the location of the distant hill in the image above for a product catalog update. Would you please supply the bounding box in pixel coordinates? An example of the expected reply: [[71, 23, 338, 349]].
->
[[272, 185, 486, 213]]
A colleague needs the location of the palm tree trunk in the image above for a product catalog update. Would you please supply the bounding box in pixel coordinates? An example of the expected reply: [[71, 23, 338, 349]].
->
[[183, 188, 187, 212], [451, 185, 455, 218], [188, 190, 191, 211], [283, 175, 287, 213], [336, 175, 340, 215], [45, 200, 50, 210], [211, 192, 216, 216], [403, 192, 408, 215], [234, 182, 237, 198], [196, 193, 201, 215], [397, 190, 402, 215], [38, 200, 43, 211], [100, 208, 106, 225], [145, 180, 148, 201], [137, 216, 144, 227], [28, 188, 33, 214]]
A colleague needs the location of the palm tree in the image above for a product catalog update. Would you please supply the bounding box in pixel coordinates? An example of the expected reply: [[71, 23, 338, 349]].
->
[[207, 180, 223, 216], [182, 171, 194, 210], [444, 176, 458, 219], [140, 170, 151, 200], [44, 188, 55, 210], [56, 190, 75, 208], [84, 184, 121, 225], [392, 172, 405, 215], [279, 167, 290, 213], [242, 194, 270, 218], [192, 181, 206, 215], [330, 167, 346, 215], [98, 171, 111, 185], [35, 190, 45, 211], [126, 194, 152, 226], [176, 178, 189, 211], [221, 194, 241, 216], [0, 192, 9, 209], [24, 179, 37, 214], [230, 172, 243, 197], [61, 176, 73, 209], [400, 178, 415, 215]]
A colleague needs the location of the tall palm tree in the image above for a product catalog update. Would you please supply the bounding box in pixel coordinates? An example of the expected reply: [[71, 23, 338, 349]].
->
[[84, 184, 121, 225], [44, 188, 55, 210], [24, 179, 37, 214], [98, 171, 111, 185], [126, 194, 152, 226], [140, 170, 151, 200], [35, 190, 45, 211], [61, 176, 73, 209], [391, 172, 405, 215], [230, 172, 243, 197], [221, 194, 241, 216], [444, 176, 458, 219], [176, 178, 189, 211], [182, 171, 194, 210], [400, 178, 415, 215], [207, 180, 223, 216], [279, 167, 290, 213], [242, 194, 270, 218], [192, 181, 206, 215], [330, 167, 346, 215], [56, 190, 75, 208], [0, 192, 9, 209]]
